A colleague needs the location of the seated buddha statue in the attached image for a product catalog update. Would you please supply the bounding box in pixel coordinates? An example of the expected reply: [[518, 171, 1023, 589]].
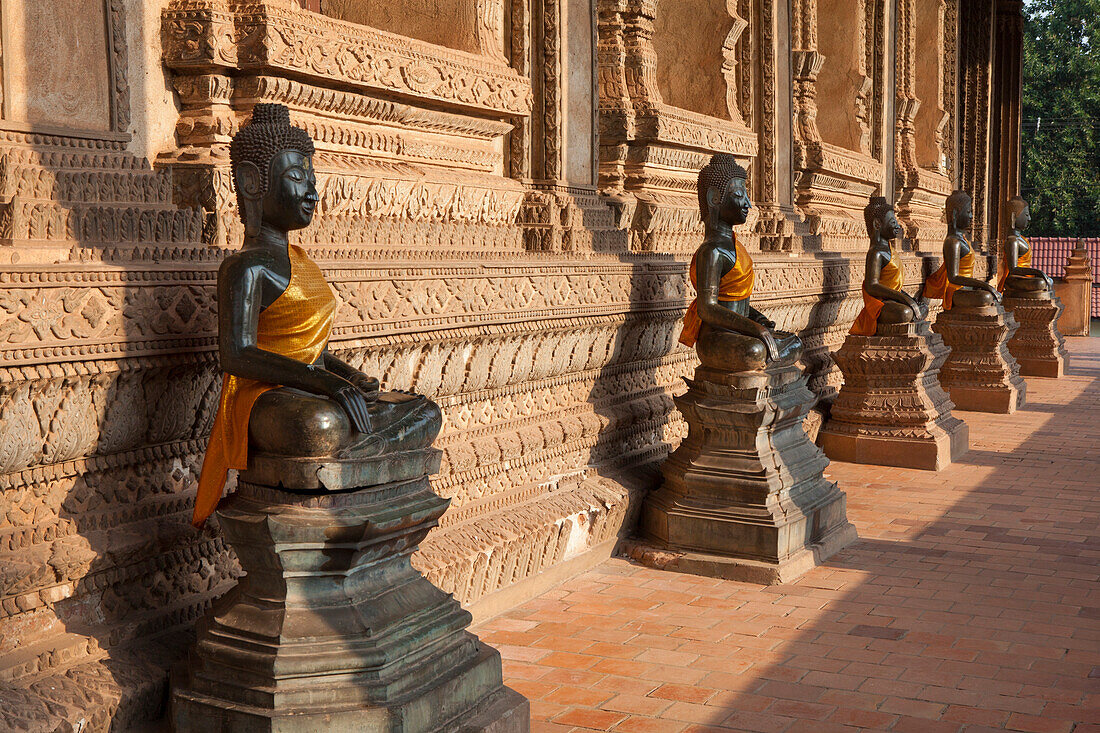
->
[[192, 104, 441, 527], [679, 154, 801, 372], [998, 195, 1054, 298], [850, 196, 926, 335], [922, 190, 999, 310]]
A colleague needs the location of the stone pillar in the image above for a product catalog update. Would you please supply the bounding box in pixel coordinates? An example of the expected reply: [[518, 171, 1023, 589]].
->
[[957, 0, 994, 251], [1055, 241, 1093, 336], [989, 0, 1024, 250], [820, 321, 969, 471], [625, 360, 857, 585], [171, 449, 529, 732], [932, 301, 1027, 413], [1002, 293, 1067, 377]]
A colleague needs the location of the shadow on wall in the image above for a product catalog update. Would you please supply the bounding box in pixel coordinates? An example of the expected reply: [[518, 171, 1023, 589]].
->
[[0, 3, 235, 730], [582, 247, 688, 538]]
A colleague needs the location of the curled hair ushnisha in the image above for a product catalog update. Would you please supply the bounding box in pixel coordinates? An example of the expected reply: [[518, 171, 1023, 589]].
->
[[697, 153, 748, 221], [229, 103, 315, 222], [1007, 195, 1028, 224], [864, 196, 894, 235]]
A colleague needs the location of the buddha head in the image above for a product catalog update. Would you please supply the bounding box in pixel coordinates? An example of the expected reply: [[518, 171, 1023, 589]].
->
[[864, 196, 904, 242], [698, 154, 751, 227], [1008, 195, 1031, 231], [945, 190, 973, 232], [230, 103, 318, 237]]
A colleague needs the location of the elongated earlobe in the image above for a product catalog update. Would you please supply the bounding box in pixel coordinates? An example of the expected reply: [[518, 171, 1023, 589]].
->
[[706, 188, 722, 222], [234, 161, 263, 237]]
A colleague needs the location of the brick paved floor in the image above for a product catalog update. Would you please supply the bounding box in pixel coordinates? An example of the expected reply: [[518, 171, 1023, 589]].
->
[[475, 337, 1100, 733]]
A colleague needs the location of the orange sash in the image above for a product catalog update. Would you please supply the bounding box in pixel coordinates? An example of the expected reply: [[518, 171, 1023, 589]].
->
[[923, 244, 975, 311], [679, 237, 755, 347], [850, 248, 904, 336], [193, 245, 336, 527], [997, 240, 1032, 292]]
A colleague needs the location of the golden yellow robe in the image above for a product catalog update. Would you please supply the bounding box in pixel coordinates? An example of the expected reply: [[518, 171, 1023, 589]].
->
[[850, 247, 904, 336], [997, 240, 1032, 292], [923, 245, 975, 311], [679, 236, 755, 348], [193, 245, 336, 527]]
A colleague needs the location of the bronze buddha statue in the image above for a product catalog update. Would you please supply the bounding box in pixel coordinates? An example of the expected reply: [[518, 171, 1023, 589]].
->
[[998, 195, 1054, 297], [923, 190, 999, 310], [850, 196, 925, 335], [679, 154, 801, 371], [192, 103, 441, 526]]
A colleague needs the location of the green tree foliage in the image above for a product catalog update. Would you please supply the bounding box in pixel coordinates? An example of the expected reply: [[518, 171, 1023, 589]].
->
[[1021, 0, 1100, 236]]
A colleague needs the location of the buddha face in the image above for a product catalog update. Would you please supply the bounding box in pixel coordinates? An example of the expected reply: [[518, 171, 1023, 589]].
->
[[879, 210, 904, 241], [261, 150, 319, 233], [1015, 205, 1031, 230], [717, 178, 752, 226], [951, 201, 973, 231]]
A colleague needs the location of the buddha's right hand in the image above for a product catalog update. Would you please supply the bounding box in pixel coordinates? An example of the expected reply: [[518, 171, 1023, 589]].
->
[[328, 381, 374, 434], [759, 329, 781, 362]]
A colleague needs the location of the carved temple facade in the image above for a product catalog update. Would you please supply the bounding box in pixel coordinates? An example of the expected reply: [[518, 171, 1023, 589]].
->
[[0, 0, 1024, 728]]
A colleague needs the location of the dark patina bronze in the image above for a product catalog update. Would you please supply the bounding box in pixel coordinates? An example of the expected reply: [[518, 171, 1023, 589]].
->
[[692, 155, 801, 371], [1001, 195, 1054, 298], [938, 190, 999, 308], [220, 103, 439, 464], [862, 196, 925, 328]]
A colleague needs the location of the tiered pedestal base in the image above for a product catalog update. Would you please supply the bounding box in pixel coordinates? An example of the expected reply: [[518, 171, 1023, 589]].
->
[[627, 362, 858, 585], [932, 301, 1027, 413], [171, 450, 528, 733], [1002, 293, 1068, 377], [820, 321, 969, 471]]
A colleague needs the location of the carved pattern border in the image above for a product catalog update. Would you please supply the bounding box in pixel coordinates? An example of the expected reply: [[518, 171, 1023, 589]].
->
[[162, 0, 533, 118], [108, 0, 132, 133]]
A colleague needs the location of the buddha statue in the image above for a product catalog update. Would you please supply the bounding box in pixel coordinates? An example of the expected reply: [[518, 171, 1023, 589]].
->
[[922, 190, 999, 310], [679, 154, 802, 371], [192, 104, 441, 527], [850, 197, 926, 335], [998, 195, 1054, 297]]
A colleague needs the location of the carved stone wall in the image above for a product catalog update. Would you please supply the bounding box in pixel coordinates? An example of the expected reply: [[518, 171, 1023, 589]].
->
[[790, 0, 889, 251], [894, 0, 954, 252], [0, 0, 1009, 729], [321, 0, 481, 54]]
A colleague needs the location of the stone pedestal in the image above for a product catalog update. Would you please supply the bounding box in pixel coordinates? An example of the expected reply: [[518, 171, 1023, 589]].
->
[[1002, 293, 1067, 377], [820, 321, 969, 471], [170, 449, 529, 733], [627, 361, 858, 585], [1054, 241, 1092, 337], [932, 301, 1027, 413]]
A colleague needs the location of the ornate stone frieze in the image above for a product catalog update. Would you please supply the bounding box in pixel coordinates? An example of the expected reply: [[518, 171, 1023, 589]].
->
[[820, 321, 969, 470], [1001, 294, 1067, 378], [0, 0, 1010, 727], [932, 300, 1027, 413], [162, 0, 533, 117]]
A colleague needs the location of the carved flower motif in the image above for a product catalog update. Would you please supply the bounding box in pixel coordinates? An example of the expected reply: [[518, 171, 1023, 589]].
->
[[401, 63, 441, 95], [81, 297, 107, 330], [20, 293, 65, 339], [174, 295, 198, 325]]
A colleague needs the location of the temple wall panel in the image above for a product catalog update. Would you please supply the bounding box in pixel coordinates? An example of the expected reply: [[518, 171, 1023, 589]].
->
[[0, 0, 1007, 727]]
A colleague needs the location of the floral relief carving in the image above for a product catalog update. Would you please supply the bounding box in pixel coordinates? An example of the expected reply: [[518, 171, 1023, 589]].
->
[[0, 1, 986, 728]]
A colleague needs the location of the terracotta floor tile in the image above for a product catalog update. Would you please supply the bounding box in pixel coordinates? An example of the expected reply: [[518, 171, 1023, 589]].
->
[[648, 683, 719, 704], [475, 339, 1100, 733], [552, 708, 628, 730]]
